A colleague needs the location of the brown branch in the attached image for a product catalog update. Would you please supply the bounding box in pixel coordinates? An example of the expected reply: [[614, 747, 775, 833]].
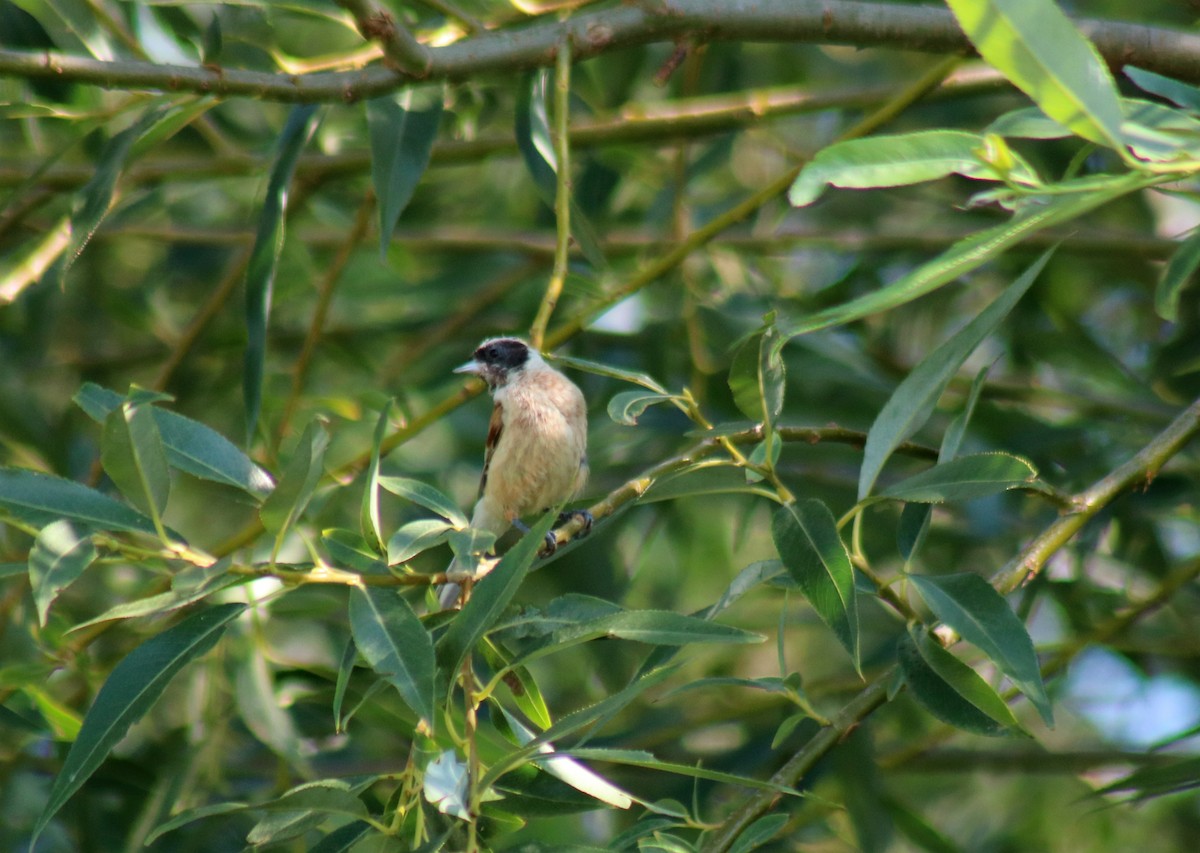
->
[[335, 0, 433, 76], [0, 2, 1198, 101]]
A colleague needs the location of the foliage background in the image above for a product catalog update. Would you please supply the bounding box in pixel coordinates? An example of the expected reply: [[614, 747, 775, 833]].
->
[[1, 0, 1200, 851]]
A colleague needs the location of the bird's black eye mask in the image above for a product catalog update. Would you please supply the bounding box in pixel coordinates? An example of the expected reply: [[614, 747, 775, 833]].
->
[[476, 339, 529, 371]]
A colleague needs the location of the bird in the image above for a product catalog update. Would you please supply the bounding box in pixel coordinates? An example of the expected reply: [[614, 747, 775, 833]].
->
[[438, 337, 590, 609]]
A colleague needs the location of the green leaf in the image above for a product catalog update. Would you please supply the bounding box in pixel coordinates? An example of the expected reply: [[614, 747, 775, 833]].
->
[[387, 518, 454, 564], [638, 462, 771, 504], [987, 106, 1072, 140], [28, 520, 96, 627], [243, 103, 321, 442], [349, 586, 435, 726], [884, 793, 965, 853], [259, 419, 329, 557], [235, 653, 313, 777], [43, 106, 166, 288], [146, 802, 249, 846], [367, 94, 442, 257], [246, 782, 370, 845], [552, 609, 762, 647], [877, 452, 1038, 503], [905, 625, 1024, 735], [0, 467, 157, 535], [515, 70, 605, 268], [945, 0, 1124, 149], [727, 814, 789, 853], [1156, 226, 1200, 323], [563, 747, 802, 798], [1125, 66, 1200, 115], [729, 324, 785, 430], [857, 249, 1051, 499], [909, 573, 1052, 725], [75, 383, 274, 498], [607, 390, 677, 426], [548, 354, 667, 393], [101, 398, 170, 521], [332, 636, 356, 733], [378, 476, 468, 528], [67, 560, 238, 632], [771, 500, 859, 668], [481, 639, 553, 730], [32, 603, 247, 845], [1095, 756, 1200, 802], [789, 130, 1037, 206], [897, 630, 1012, 737], [778, 172, 1150, 343], [361, 401, 391, 555], [436, 512, 556, 690]]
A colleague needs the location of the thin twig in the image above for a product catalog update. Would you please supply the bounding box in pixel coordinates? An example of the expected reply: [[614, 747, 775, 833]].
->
[[529, 38, 572, 350]]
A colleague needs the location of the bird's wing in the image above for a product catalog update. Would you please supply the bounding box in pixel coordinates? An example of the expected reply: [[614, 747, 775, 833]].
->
[[478, 399, 504, 498]]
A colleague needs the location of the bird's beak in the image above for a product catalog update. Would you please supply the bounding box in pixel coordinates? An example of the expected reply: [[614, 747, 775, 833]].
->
[[453, 360, 482, 375]]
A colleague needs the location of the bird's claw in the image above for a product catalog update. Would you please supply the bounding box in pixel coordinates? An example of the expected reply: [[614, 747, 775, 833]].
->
[[557, 509, 593, 537]]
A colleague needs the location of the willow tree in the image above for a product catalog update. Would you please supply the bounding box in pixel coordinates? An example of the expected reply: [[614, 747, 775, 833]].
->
[[2, 1, 1200, 851]]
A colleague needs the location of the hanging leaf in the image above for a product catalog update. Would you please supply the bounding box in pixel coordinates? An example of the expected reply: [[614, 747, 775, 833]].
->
[[259, 419, 329, 557], [101, 398, 171, 521], [771, 500, 859, 668], [367, 94, 442, 257], [898, 628, 1019, 736], [910, 573, 1052, 725], [349, 586, 436, 726], [378, 476, 468, 528], [243, 103, 321, 443], [32, 603, 247, 845], [515, 70, 605, 268], [857, 249, 1051, 499], [944, 0, 1124, 149], [28, 519, 97, 626], [1156, 227, 1200, 323], [729, 322, 785, 429], [360, 401, 391, 555]]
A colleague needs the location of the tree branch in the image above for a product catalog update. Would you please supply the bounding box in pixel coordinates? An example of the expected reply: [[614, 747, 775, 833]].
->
[[1, 1, 1199, 102]]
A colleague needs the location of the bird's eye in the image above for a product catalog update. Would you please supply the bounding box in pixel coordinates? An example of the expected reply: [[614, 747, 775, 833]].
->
[[481, 346, 496, 360]]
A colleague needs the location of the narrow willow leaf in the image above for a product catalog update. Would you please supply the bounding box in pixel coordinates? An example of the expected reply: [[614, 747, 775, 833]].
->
[[638, 463, 769, 504], [878, 453, 1038, 503], [43, 106, 165, 288], [235, 653, 313, 777], [607, 390, 677, 426], [367, 95, 442, 257], [789, 130, 1036, 207], [1095, 756, 1200, 802], [146, 802, 250, 845], [75, 383, 274, 498], [0, 467, 157, 535], [857, 249, 1051, 499], [436, 512, 556, 690], [259, 419, 328, 555], [387, 518, 454, 565], [729, 324, 785, 430], [771, 500, 859, 668], [32, 603, 247, 845], [515, 70, 605, 268], [551, 609, 762, 647], [246, 782, 369, 845], [68, 563, 238, 632], [727, 814, 789, 853], [481, 666, 677, 790], [907, 626, 1024, 734], [910, 573, 1052, 725], [349, 586, 435, 725], [378, 476, 468, 528], [481, 639, 553, 730], [29, 520, 96, 626], [361, 401, 391, 555], [898, 365, 991, 562], [244, 103, 321, 442], [101, 400, 170, 520], [884, 793, 965, 853], [332, 636, 356, 733], [563, 747, 803, 797], [548, 354, 668, 393], [945, 0, 1124, 149], [1156, 227, 1200, 323], [310, 821, 372, 853], [987, 106, 1072, 140], [778, 172, 1149, 344], [1125, 66, 1200, 115], [502, 713, 634, 809], [897, 632, 1009, 737]]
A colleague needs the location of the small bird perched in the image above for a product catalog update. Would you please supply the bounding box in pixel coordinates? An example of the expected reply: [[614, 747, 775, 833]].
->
[[438, 337, 590, 609]]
